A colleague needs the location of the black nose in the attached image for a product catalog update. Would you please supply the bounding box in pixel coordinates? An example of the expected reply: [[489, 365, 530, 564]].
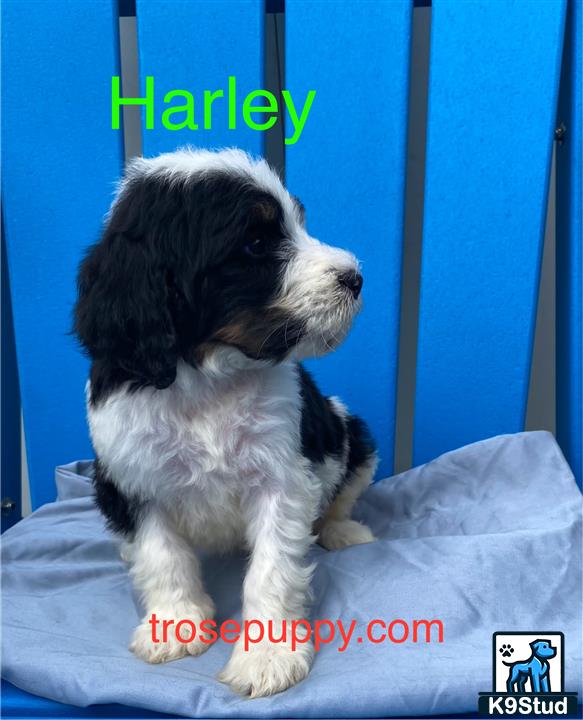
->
[[338, 271, 363, 299]]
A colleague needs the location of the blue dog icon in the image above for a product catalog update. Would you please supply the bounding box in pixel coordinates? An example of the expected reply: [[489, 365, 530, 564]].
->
[[504, 639, 556, 693]]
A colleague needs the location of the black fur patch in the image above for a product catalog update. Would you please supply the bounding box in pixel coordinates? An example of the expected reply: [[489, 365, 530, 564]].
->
[[93, 459, 142, 536], [345, 414, 377, 475], [298, 365, 345, 463], [326, 415, 377, 504]]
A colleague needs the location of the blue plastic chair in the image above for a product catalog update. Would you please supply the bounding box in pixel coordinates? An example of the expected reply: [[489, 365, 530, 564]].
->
[[2, 0, 580, 717]]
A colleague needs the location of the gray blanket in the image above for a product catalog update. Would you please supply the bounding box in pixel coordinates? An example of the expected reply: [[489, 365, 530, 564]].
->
[[2, 431, 582, 717]]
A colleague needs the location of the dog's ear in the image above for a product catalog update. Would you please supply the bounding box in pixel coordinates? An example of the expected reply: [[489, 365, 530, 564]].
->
[[74, 178, 178, 389], [529, 640, 544, 651]]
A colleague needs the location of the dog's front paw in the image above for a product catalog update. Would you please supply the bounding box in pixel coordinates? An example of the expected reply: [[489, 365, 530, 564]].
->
[[319, 519, 375, 550], [130, 600, 215, 664], [218, 636, 314, 698]]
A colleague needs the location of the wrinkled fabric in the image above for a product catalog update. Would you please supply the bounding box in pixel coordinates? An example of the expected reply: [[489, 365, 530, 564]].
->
[[2, 431, 582, 718]]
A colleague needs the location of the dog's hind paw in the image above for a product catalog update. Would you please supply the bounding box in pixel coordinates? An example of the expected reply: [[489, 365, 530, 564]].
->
[[319, 519, 375, 550]]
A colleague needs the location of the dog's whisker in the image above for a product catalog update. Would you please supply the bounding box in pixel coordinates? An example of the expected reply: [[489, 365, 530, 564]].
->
[[283, 317, 292, 349], [255, 319, 292, 358]]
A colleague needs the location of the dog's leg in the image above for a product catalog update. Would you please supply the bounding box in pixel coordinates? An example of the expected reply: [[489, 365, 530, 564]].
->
[[531, 671, 542, 693], [319, 447, 378, 551], [128, 506, 215, 664], [507, 667, 519, 693], [219, 469, 318, 697]]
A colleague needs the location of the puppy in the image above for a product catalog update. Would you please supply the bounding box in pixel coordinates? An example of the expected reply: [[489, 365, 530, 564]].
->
[[74, 147, 378, 697]]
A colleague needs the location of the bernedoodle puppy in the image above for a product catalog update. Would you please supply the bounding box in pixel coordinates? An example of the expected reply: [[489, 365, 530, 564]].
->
[[74, 147, 377, 697]]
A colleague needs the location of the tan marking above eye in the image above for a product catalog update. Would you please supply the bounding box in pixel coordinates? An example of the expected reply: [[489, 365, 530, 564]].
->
[[252, 200, 278, 222]]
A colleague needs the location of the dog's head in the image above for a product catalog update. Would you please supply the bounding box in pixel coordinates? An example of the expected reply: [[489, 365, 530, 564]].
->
[[530, 640, 556, 659], [75, 147, 363, 390]]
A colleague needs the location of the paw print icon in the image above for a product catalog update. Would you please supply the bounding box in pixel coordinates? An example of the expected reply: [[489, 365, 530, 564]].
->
[[499, 644, 514, 658]]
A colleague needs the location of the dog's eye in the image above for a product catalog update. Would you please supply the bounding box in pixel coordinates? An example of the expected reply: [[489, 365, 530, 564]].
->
[[244, 238, 267, 258]]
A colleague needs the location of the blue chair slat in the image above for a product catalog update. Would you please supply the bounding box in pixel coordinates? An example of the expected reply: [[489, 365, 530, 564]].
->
[[557, 0, 582, 489], [1, 0, 123, 509], [0, 679, 178, 719], [136, 0, 263, 156], [412, 0, 567, 466], [285, 0, 413, 479]]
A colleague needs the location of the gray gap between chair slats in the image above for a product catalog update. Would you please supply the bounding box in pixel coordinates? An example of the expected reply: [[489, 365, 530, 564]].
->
[[119, 15, 142, 162], [394, 5, 432, 475], [526, 146, 556, 435]]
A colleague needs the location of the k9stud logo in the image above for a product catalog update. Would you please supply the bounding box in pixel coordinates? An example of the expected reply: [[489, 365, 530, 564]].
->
[[478, 632, 578, 717], [495, 632, 562, 694]]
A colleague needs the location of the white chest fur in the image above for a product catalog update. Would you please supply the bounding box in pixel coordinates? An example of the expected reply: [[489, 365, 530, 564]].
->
[[88, 354, 304, 513]]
